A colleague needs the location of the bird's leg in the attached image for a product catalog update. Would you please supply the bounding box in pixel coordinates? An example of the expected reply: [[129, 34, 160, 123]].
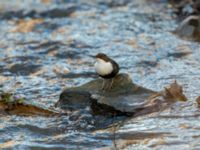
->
[[101, 79, 114, 91], [108, 78, 114, 90], [102, 79, 110, 91], [101, 79, 106, 90]]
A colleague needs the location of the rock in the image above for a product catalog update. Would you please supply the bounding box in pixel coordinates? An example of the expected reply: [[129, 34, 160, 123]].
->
[[174, 16, 200, 41], [58, 73, 156, 116], [91, 99, 133, 117], [0, 91, 59, 117], [58, 73, 187, 117], [70, 73, 154, 94], [9, 63, 41, 75], [132, 80, 187, 117], [39, 7, 77, 18], [0, 102, 58, 117], [90, 75, 155, 114], [56, 90, 92, 110]]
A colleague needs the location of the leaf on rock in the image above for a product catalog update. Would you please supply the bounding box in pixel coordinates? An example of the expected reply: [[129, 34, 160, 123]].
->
[[164, 80, 187, 102]]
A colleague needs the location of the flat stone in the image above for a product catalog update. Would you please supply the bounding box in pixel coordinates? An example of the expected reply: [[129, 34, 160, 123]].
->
[[57, 73, 156, 116], [57, 90, 92, 110]]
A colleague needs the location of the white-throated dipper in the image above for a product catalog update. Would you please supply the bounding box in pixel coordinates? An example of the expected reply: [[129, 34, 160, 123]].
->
[[94, 53, 119, 90]]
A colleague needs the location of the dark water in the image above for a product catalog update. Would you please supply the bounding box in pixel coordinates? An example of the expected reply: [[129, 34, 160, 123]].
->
[[0, 0, 200, 149]]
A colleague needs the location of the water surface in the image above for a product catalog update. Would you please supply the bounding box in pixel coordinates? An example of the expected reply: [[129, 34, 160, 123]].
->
[[0, 0, 200, 149]]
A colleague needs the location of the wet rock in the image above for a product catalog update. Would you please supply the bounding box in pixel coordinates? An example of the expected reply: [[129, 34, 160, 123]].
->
[[92, 79, 187, 116], [9, 63, 41, 75], [132, 81, 187, 117], [56, 90, 92, 110], [91, 99, 133, 117], [2, 56, 41, 75], [90, 75, 156, 114], [0, 103, 58, 117], [39, 7, 77, 18], [58, 73, 155, 116], [0, 92, 58, 116], [174, 16, 200, 41], [58, 73, 187, 117]]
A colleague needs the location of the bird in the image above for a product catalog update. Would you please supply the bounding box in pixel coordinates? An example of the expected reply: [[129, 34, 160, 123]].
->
[[94, 53, 119, 90]]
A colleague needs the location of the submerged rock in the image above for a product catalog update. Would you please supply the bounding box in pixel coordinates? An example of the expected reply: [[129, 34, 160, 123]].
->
[[174, 16, 200, 41], [0, 6, 77, 20], [57, 73, 187, 117], [0, 92, 58, 117], [57, 90, 92, 110], [0, 102, 58, 116]]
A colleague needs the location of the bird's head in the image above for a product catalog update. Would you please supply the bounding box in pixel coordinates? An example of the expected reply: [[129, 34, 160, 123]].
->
[[95, 53, 109, 62], [95, 53, 107, 58]]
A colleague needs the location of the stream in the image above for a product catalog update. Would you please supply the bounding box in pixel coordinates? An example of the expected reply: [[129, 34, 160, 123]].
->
[[0, 0, 200, 149]]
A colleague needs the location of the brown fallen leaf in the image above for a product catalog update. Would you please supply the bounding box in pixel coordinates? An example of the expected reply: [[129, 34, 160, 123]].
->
[[11, 19, 43, 33], [164, 80, 187, 102]]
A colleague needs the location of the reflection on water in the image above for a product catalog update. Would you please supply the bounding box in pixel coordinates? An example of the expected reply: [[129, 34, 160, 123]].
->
[[0, 0, 200, 149]]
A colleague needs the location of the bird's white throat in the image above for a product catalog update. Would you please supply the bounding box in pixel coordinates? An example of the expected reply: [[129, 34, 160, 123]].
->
[[94, 58, 113, 76]]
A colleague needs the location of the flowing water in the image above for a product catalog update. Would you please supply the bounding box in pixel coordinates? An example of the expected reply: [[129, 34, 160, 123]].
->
[[0, 0, 200, 149]]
